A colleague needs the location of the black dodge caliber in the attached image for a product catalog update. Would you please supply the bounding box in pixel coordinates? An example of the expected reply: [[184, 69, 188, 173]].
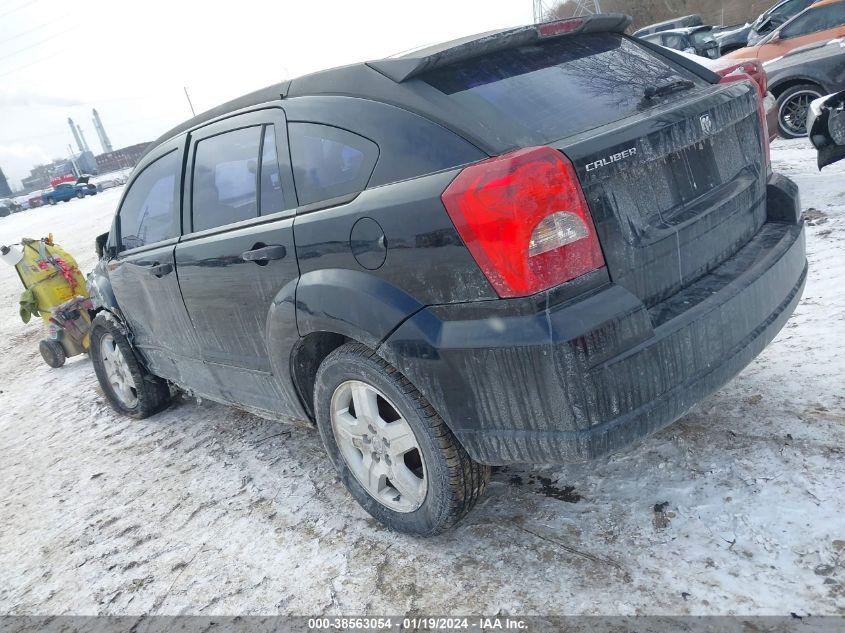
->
[[88, 15, 807, 535]]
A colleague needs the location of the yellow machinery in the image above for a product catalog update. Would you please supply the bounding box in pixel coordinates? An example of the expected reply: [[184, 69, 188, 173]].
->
[[1, 235, 92, 367]]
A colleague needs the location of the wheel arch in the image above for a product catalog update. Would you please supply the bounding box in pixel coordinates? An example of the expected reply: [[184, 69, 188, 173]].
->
[[266, 268, 425, 420], [770, 77, 827, 99]]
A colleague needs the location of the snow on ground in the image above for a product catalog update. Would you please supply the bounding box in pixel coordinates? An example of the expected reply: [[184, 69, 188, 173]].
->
[[0, 139, 843, 616]]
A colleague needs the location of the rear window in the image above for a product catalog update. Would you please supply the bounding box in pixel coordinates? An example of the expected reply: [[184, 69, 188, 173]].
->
[[690, 30, 716, 46], [423, 33, 704, 142]]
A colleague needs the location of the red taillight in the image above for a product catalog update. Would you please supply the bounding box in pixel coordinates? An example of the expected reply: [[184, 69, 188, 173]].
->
[[719, 59, 767, 98], [441, 146, 605, 298], [536, 18, 584, 37], [719, 72, 770, 169]]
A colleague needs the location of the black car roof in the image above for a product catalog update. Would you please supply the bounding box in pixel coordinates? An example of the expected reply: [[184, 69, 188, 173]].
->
[[144, 14, 632, 159]]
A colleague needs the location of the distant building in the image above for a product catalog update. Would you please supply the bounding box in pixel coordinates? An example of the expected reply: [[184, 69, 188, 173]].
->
[[0, 167, 11, 197], [95, 142, 149, 174], [20, 151, 97, 192]]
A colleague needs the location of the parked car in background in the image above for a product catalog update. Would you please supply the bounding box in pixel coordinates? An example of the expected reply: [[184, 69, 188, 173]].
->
[[632, 14, 703, 37], [87, 15, 806, 534], [713, 23, 756, 56], [13, 196, 30, 211], [808, 88, 845, 167], [41, 180, 98, 205], [0, 200, 14, 217], [640, 25, 721, 58], [674, 49, 778, 139], [765, 38, 845, 136], [748, 0, 820, 45], [726, 0, 845, 61], [0, 198, 22, 213], [27, 191, 44, 208], [93, 173, 127, 190]]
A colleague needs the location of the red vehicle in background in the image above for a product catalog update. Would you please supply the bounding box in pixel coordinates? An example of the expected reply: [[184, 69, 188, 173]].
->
[[27, 191, 44, 208], [677, 51, 778, 141], [49, 175, 76, 188], [711, 58, 779, 142]]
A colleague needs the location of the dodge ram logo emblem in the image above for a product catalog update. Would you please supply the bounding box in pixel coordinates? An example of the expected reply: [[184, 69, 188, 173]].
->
[[700, 113, 713, 135]]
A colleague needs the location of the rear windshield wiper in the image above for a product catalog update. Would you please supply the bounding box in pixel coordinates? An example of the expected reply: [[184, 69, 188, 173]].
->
[[642, 79, 695, 101]]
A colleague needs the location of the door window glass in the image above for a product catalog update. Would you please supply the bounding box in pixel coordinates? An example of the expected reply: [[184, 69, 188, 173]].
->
[[118, 150, 178, 251], [192, 126, 261, 232], [781, 3, 845, 38], [288, 123, 378, 206]]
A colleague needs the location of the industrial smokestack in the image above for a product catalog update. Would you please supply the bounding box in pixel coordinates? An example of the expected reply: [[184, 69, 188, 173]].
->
[[68, 117, 84, 153], [92, 108, 113, 153], [76, 124, 90, 152]]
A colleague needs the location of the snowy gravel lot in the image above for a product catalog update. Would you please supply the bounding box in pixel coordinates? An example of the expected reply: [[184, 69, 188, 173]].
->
[[0, 139, 843, 616]]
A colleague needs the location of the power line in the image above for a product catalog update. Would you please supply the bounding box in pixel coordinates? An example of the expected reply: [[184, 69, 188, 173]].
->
[[0, 27, 76, 63], [0, 0, 40, 20], [1, 13, 72, 45], [0, 44, 73, 78]]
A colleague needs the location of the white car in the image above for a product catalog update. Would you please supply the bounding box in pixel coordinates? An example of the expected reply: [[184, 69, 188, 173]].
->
[[92, 174, 127, 190]]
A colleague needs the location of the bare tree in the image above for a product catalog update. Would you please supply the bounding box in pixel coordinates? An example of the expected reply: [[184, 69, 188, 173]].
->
[[546, 0, 774, 30]]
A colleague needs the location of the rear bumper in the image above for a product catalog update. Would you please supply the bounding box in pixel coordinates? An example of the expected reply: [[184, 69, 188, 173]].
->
[[765, 92, 778, 141], [381, 174, 806, 465]]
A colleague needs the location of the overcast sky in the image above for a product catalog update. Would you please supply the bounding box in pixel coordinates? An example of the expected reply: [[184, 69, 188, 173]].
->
[[0, 0, 533, 189]]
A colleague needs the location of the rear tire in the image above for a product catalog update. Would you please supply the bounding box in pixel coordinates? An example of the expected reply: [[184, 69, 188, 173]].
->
[[777, 84, 824, 139], [76, 191, 85, 199], [89, 313, 171, 418], [48, 198, 56, 206], [314, 342, 490, 535], [39, 339, 66, 368]]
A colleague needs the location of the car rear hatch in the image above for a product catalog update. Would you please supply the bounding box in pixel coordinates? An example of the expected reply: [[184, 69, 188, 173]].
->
[[561, 83, 765, 306], [401, 22, 767, 307]]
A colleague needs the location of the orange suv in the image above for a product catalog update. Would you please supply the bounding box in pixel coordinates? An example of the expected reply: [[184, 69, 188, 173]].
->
[[726, 0, 845, 61]]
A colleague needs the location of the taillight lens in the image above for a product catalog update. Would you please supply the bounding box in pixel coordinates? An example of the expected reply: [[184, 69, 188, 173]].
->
[[536, 18, 584, 37], [441, 146, 605, 298], [723, 59, 767, 98], [720, 72, 770, 169]]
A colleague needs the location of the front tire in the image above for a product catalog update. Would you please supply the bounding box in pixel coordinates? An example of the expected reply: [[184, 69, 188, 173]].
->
[[777, 84, 824, 139], [314, 342, 490, 535], [89, 313, 171, 418]]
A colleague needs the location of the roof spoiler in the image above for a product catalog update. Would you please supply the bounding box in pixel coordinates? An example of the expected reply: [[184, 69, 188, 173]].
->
[[367, 14, 633, 83]]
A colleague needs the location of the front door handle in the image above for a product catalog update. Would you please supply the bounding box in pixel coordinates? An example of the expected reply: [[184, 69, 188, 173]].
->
[[149, 262, 173, 278], [242, 244, 287, 264]]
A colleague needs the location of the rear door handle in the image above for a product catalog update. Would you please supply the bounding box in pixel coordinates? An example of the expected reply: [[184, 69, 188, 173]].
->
[[242, 244, 287, 264], [148, 262, 173, 277]]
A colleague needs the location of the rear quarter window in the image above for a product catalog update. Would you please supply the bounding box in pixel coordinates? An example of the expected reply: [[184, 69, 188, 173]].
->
[[422, 33, 706, 143], [288, 123, 378, 206]]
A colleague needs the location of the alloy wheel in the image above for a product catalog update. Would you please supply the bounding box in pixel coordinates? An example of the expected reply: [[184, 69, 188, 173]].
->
[[330, 380, 427, 513], [780, 89, 823, 137], [99, 333, 138, 408]]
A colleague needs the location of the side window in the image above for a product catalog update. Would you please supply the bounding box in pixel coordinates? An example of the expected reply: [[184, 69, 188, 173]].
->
[[192, 126, 261, 232], [781, 4, 844, 38], [662, 34, 685, 49], [260, 124, 284, 215], [288, 123, 378, 206], [773, 0, 812, 18], [118, 151, 179, 251]]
